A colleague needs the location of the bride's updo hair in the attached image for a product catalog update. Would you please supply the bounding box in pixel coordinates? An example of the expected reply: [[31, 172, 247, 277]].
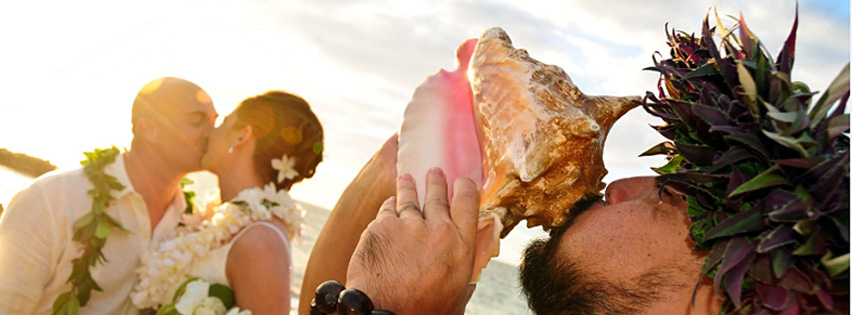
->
[[232, 91, 324, 191]]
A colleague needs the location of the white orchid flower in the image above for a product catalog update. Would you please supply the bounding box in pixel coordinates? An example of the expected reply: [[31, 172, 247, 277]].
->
[[270, 154, 299, 183], [195, 296, 227, 315], [175, 280, 210, 315], [226, 307, 253, 315]]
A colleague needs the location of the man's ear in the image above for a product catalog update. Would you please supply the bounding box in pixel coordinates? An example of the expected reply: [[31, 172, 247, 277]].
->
[[133, 117, 158, 144]]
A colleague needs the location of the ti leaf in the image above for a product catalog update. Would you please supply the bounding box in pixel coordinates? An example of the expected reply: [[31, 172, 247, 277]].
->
[[737, 61, 759, 114], [209, 283, 236, 309], [809, 64, 850, 128], [821, 252, 850, 277], [704, 207, 765, 242], [728, 167, 789, 197], [653, 155, 685, 174]]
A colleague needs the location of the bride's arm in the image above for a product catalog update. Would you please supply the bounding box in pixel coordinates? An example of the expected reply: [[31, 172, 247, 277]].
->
[[227, 223, 292, 314], [299, 134, 398, 315]]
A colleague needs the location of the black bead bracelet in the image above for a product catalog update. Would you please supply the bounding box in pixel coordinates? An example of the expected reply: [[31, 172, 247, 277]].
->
[[310, 280, 396, 315]]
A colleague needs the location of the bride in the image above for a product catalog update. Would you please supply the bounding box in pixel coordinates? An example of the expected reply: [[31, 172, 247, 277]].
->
[[132, 91, 324, 314]]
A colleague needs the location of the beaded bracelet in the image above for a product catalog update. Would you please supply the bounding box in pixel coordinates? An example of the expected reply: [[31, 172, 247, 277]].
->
[[310, 280, 397, 315]]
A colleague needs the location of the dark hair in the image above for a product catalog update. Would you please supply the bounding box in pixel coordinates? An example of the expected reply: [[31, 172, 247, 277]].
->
[[232, 91, 323, 191], [519, 222, 684, 314]]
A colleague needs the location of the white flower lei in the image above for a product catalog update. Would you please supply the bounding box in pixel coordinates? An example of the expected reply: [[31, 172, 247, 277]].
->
[[131, 183, 304, 310]]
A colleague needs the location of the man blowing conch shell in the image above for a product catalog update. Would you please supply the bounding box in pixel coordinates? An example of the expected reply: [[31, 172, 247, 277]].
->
[[301, 27, 639, 314]]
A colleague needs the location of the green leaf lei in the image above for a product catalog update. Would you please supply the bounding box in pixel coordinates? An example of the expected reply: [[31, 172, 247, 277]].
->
[[52, 147, 197, 315], [179, 177, 196, 215], [52, 147, 128, 315]]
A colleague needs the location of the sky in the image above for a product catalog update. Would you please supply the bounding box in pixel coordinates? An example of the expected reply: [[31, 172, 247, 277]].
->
[[0, 0, 848, 265]]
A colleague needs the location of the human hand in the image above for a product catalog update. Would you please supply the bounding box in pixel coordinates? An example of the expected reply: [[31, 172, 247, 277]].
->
[[345, 168, 480, 314]]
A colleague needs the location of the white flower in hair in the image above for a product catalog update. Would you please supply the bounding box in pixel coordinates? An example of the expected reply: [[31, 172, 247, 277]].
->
[[270, 154, 299, 183]]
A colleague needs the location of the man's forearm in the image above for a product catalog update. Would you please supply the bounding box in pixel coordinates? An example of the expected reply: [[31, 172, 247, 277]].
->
[[299, 135, 397, 315]]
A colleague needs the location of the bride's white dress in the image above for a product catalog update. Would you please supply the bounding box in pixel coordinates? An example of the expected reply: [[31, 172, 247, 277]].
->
[[187, 221, 292, 287]]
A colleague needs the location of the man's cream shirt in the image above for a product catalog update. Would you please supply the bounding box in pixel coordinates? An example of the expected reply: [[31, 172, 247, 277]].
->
[[0, 154, 185, 314]]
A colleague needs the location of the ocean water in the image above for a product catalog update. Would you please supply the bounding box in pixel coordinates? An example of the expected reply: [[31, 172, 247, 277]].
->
[[0, 167, 532, 314], [0, 165, 33, 209]]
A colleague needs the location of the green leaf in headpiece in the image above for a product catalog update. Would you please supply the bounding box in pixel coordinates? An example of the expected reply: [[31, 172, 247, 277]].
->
[[737, 61, 759, 114], [821, 252, 850, 277], [791, 231, 826, 255], [639, 142, 677, 157], [728, 167, 789, 197], [827, 114, 850, 141], [703, 207, 765, 242], [653, 155, 684, 174], [809, 64, 850, 128]]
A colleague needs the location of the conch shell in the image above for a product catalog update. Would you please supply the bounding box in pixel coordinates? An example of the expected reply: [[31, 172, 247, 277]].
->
[[470, 27, 639, 235], [398, 27, 638, 239], [397, 27, 639, 282], [398, 39, 482, 203]]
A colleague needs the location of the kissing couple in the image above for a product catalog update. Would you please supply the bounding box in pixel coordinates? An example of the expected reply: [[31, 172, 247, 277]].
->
[[0, 77, 324, 314]]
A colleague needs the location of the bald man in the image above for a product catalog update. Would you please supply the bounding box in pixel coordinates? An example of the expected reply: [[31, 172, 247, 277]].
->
[[0, 77, 217, 314]]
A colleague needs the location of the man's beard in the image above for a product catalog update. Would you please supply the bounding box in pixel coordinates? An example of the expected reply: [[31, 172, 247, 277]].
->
[[518, 231, 602, 315]]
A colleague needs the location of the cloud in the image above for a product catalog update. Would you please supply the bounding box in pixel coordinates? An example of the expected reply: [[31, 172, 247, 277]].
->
[[263, 2, 472, 94]]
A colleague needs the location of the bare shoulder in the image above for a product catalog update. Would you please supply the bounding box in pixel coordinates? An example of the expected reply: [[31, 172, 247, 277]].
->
[[226, 223, 293, 312], [230, 221, 290, 256], [227, 221, 291, 275]]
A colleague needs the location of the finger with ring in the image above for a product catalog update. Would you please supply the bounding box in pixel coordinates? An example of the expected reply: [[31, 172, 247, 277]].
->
[[397, 203, 421, 217]]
